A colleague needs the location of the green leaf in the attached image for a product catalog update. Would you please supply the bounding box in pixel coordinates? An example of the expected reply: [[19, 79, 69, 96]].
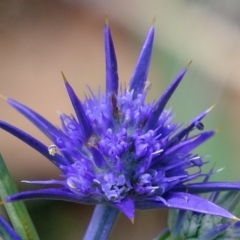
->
[[0, 153, 39, 240]]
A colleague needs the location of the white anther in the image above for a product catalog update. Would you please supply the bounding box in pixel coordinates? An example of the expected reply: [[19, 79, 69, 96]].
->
[[152, 149, 163, 156]]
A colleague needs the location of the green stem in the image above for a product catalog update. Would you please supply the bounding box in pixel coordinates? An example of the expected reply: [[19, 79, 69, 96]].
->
[[83, 204, 119, 240]]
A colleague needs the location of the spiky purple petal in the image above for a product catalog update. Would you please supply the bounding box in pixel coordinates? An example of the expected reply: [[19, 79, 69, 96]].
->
[[113, 197, 135, 221], [0, 120, 66, 166], [6, 189, 98, 205], [0, 216, 22, 240], [104, 23, 119, 95], [145, 68, 188, 130], [7, 98, 63, 141], [173, 181, 240, 193], [136, 192, 238, 220], [62, 76, 92, 140], [167, 105, 214, 148], [129, 27, 154, 99], [161, 131, 215, 159]]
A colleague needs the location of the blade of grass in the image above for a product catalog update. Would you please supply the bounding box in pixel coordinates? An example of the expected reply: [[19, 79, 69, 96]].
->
[[0, 153, 39, 240]]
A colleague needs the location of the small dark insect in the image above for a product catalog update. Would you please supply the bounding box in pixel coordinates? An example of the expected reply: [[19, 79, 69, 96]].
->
[[194, 121, 204, 131]]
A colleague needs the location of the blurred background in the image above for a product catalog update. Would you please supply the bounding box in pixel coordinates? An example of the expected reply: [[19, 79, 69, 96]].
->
[[0, 0, 240, 239]]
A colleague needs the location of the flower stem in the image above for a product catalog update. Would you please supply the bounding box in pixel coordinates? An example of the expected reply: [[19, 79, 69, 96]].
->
[[83, 204, 120, 240]]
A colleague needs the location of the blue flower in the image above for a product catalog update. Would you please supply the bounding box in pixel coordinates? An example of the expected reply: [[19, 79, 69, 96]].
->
[[1, 23, 240, 221]]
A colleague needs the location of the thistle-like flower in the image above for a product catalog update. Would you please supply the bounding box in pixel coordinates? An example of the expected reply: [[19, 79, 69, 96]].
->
[[1, 23, 240, 221]]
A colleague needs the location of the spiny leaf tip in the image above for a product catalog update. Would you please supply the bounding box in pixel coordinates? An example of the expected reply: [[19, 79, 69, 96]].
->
[[61, 71, 67, 83]]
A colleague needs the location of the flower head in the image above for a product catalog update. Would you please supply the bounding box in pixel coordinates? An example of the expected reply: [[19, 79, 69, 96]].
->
[[1, 23, 240, 221]]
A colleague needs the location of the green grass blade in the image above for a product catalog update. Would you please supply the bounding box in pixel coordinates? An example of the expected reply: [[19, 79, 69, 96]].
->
[[0, 153, 39, 240]]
